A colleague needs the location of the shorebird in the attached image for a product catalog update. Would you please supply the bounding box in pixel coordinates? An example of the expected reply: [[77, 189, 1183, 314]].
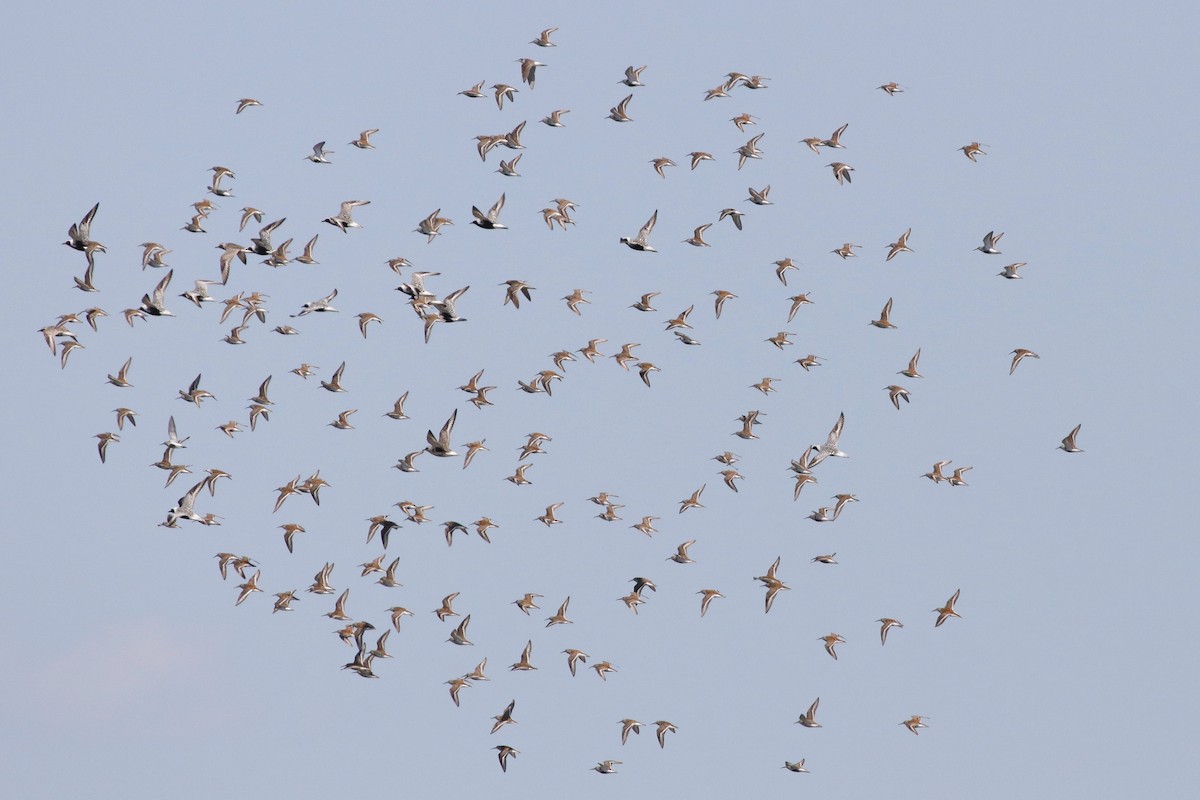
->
[[73, 261, 98, 291], [735, 133, 765, 169], [1010, 348, 1040, 374], [377, 558, 402, 587], [329, 410, 357, 430], [820, 633, 846, 660], [112, 408, 137, 431], [208, 166, 235, 197], [81, 307, 107, 331], [324, 200, 370, 233], [878, 618, 904, 645], [57, 339, 83, 368], [494, 745, 519, 773], [632, 516, 658, 537], [812, 553, 838, 564], [709, 289, 737, 318], [497, 154, 522, 176], [901, 715, 929, 735], [923, 461, 953, 483], [704, 84, 730, 100], [796, 697, 821, 727], [350, 129, 378, 149], [448, 615, 473, 645], [885, 384, 911, 409], [546, 597, 572, 627], [620, 211, 657, 251], [730, 112, 756, 130], [64, 202, 101, 251], [513, 593, 542, 615], [95, 432, 118, 463], [541, 108, 569, 127], [501, 279, 534, 308], [510, 641, 536, 672], [383, 607, 413, 633], [747, 185, 772, 205], [235, 98, 261, 114], [531, 26, 557, 46], [320, 361, 347, 393], [139, 270, 175, 317], [871, 297, 897, 329], [444, 676, 465, 705], [686, 151, 714, 170], [651, 157, 676, 178], [178, 375, 216, 407], [679, 485, 706, 513], [305, 141, 333, 163], [752, 376, 781, 395], [753, 557, 790, 611], [719, 469, 744, 492], [787, 294, 814, 323], [773, 257, 798, 285], [356, 312, 383, 338], [593, 760, 622, 775], [999, 262, 1027, 279], [828, 162, 854, 184], [304, 563, 335, 596], [626, 292, 659, 314], [491, 700, 518, 733], [518, 53, 547, 86], [697, 589, 725, 617], [415, 209, 454, 243], [140, 241, 171, 269], [879, 82, 904, 95], [536, 502, 564, 526], [235, 570, 262, 606], [463, 657, 488, 682], [886, 228, 914, 261], [556, 649, 586, 677], [654, 721, 677, 749], [718, 208, 745, 231], [810, 412, 848, 467], [324, 589, 352, 621], [1060, 423, 1084, 452], [668, 540, 697, 564], [783, 760, 810, 773], [612, 343, 640, 370], [934, 589, 962, 627], [608, 93, 634, 122], [665, 305, 694, 330], [463, 440, 488, 468], [458, 81, 485, 98], [471, 194, 507, 230], [831, 242, 860, 259], [562, 288, 591, 315], [961, 141, 987, 161], [293, 288, 338, 316], [272, 591, 298, 613], [734, 409, 763, 440], [899, 348, 924, 379], [977, 230, 1004, 254], [766, 331, 794, 349], [505, 464, 533, 485], [619, 719, 644, 745], [592, 661, 618, 681], [948, 466, 973, 486], [598, 504, 623, 522], [620, 65, 646, 86], [434, 592, 460, 622], [425, 410, 458, 457]]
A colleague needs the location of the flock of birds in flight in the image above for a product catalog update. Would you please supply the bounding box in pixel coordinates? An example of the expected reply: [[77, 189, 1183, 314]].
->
[[42, 24, 1087, 778]]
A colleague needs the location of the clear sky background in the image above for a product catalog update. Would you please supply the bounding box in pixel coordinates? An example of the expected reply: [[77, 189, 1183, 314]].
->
[[5, 1, 1199, 797]]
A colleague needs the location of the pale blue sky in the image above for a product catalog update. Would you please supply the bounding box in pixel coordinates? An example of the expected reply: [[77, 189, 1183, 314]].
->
[[5, 1, 1199, 797]]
